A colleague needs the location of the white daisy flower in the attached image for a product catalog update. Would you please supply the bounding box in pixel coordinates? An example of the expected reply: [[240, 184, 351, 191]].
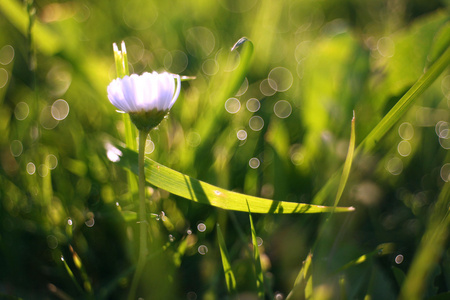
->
[[107, 71, 181, 131]]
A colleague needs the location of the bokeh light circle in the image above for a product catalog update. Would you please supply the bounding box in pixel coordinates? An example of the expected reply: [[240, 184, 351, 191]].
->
[[440, 163, 450, 182], [268, 67, 294, 92], [51, 99, 69, 121], [249, 116, 264, 131], [397, 140, 411, 157], [14, 102, 29, 120], [225, 98, 241, 114], [398, 122, 414, 140], [273, 100, 292, 118], [0, 68, 8, 88], [0, 45, 14, 65], [237, 129, 247, 141], [10, 140, 23, 157], [246, 98, 260, 112], [249, 157, 260, 169]]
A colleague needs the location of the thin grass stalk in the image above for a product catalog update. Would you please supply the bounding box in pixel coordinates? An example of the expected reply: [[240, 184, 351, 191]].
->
[[128, 129, 149, 300]]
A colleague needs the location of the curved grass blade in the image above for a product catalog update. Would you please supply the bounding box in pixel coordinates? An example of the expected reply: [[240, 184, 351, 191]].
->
[[359, 45, 450, 154], [105, 140, 355, 214], [333, 112, 356, 209], [216, 224, 237, 295], [399, 182, 450, 300], [313, 44, 450, 205], [286, 252, 313, 300]]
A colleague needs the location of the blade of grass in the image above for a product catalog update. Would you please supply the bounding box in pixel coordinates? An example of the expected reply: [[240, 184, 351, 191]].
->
[[313, 44, 450, 205], [399, 182, 450, 300], [286, 252, 313, 300], [358, 45, 450, 154], [333, 112, 356, 209], [216, 224, 238, 295], [105, 140, 355, 214], [247, 202, 264, 298], [60, 255, 84, 295], [0, 0, 61, 55]]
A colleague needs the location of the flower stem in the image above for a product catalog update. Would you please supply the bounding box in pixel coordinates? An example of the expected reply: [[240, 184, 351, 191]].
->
[[128, 129, 150, 300]]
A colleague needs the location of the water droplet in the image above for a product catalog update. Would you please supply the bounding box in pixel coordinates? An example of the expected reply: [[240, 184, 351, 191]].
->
[[246, 98, 260, 112], [274, 100, 292, 118], [214, 190, 222, 196], [26, 162, 36, 175], [186, 229, 193, 235], [249, 157, 260, 169], [237, 129, 247, 141], [225, 97, 241, 114], [10, 140, 23, 157], [198, 245, 208, 255], [395, 254, 404, 264], [256, 236, 263, 246], [61, 255, 65, 262], [169, 234, 175, 242], [160, 211, 167, 222], [67, 218, 73, 226], [197, 223, 206, 232]]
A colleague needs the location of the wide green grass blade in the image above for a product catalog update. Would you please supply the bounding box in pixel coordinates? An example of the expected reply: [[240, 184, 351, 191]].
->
[[247, 205, 264, 298], [216, 224, 237, 295], [313, 44, 450, 205], [105, 140, 355, 214]]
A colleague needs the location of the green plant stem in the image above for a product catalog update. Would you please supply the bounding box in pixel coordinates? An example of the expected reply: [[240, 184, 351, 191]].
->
[[128, 129, 149, 300]]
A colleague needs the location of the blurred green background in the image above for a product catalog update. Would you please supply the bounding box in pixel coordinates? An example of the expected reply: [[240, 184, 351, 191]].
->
[[0, 0, 449, 299]]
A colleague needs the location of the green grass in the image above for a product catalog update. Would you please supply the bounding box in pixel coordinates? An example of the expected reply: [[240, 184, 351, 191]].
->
[[0, 0, 449, 299]]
